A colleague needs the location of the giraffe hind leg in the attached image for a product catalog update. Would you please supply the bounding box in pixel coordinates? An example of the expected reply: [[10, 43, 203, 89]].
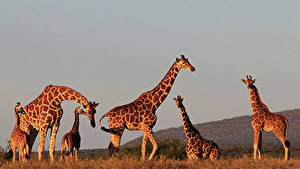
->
[[209, 144, 220, 160], [108, 131, 124, 157], [273, 127, 290, 160]]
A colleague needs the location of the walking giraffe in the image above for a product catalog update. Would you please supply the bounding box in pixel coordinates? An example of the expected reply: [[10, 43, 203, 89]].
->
[[99, 55, 195, 160], [174, 96, 219, 160], [241, 75, 290, 160], [60, 107, 84, 161], [17, 85, 99, 161], [10, 103, 30, 162]]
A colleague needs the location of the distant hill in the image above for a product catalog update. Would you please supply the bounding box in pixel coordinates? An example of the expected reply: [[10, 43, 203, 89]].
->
[[125, 109, 300, 148]]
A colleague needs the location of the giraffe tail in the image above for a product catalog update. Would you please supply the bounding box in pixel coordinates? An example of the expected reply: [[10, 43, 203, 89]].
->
[[283, 115, 290, 148], [99, 112, 110, 131], [99, 112, 123, 135]]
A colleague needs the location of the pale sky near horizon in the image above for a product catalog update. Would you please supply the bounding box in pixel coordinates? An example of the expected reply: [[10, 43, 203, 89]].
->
[[1, 1, 300, 151]]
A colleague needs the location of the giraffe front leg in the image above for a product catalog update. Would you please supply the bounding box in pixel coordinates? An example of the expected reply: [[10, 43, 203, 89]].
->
[[27, 128, 38, 156], [49, 121, 60, 162], [257, 131, 263, 159], [75, 148, 79, 161], [11, 144, 16, 163], [38, 127, 48, 161], [253, 131, 261, 160], [144, 126, 157, 160], [141, 134, 148, 160]]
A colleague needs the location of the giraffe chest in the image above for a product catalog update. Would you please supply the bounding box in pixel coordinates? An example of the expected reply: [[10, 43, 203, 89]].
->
[[11, 126, 27, 143]]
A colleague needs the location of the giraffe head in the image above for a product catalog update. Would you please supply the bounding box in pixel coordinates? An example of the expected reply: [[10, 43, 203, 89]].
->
[[176, 55, 196, 72], [14, 102, 26, 114], [241, 75, 257, 89], [173, 95, 184, 108], [83, 101, 99, 128]]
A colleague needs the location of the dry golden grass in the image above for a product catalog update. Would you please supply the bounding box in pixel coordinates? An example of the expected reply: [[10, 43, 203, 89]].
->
[[1, 155, 300, 169]]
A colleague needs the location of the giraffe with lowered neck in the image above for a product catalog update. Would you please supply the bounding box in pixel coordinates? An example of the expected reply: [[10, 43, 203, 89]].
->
[[99, 55, 195, 160], [10, 103, 30, 162], [174, 96, 219, 160], [60, 107, 85, 161], [241, 75, 290, 160], [18, 85, 99, 161]]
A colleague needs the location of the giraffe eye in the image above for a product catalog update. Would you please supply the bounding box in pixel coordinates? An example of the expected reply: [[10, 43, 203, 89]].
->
[[182, 61, 185, 64]]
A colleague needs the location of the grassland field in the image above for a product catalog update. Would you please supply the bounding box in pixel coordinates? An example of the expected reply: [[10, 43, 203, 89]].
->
[[1, 144, 300, 169]]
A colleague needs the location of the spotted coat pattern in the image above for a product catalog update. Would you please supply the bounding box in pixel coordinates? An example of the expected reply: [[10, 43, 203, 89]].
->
[[242, 75, 290, 160], [174, 96, 219, 160], [60, 107, 84, 161], [10, 103, 29, 162], [99, 55, 195, 160], [19, 85, 98, 161]]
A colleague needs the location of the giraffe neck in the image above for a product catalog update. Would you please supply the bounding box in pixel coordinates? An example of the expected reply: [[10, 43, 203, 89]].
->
[[70, 112, 80, 133], [25, 85, 89, 110], [14, 109, 20, 127], [249, 87, 270, 114], [178, 105, 202, 140], [151, 62, 179, 106]]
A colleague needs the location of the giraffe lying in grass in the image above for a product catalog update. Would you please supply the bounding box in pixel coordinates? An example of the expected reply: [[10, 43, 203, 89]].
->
[[241, 75, 290, 160], [174, 96, 219, 160], [60, 107, 85, 161], [10, 103, 30, 162]]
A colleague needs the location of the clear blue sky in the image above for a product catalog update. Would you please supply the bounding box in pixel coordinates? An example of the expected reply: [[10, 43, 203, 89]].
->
[[1, 1, 300, 150]]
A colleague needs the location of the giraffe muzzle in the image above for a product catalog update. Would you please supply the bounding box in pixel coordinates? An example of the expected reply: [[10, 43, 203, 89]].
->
[[90, 118, 96, 128]]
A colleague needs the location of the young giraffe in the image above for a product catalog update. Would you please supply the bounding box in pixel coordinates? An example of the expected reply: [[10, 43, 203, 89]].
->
[[60, 107, 85, 161], [18, 85, 99, 161], [174, 96, 219, 160], [99, 55, 195, 160], [10, 102, 30, 162], [241, 75, 290, 160]]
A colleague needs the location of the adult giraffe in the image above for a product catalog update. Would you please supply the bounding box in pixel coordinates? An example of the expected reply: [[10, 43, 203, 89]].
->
[[18, 85, 99, 161], [99, 55, 195, 160]]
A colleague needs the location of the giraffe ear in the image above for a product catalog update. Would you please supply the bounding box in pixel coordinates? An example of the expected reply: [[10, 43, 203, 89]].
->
[[182, 97, 184, 101], [94, 103, 99, 107], [253, 78, 257, 83], [241, 79, 246, 84], [173, 97, 176, 101]]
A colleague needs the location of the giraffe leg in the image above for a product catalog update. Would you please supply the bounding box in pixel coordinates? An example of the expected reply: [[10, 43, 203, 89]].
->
[[11, 144, 16, 163], [141, 134, 148, 160], [21, 146, 26, 162], [273, 128, 290, 160], [253, 131, 261, 160], [209, 144, 219, 160], [75, 148, 78, 161], [70, 147, 73, 158], [49, 121, 60, 162], [25, 144, 30, 159], [108, 131, 124, 157], [19, 147, 22, 162], [257, 132, 263, 159], [27, 128, 38, 156], [143, 126, 157, 160], [38, 127, 48, 161]]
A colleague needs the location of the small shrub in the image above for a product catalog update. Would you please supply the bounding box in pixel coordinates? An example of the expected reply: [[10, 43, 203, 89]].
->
[[120, 137, 186, 159]]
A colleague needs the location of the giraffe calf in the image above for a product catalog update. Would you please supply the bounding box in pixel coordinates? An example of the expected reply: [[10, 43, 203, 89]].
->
[[60, 107, 84, 161], [10, 102, 29, 162], [174, 96, 219, 160]]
